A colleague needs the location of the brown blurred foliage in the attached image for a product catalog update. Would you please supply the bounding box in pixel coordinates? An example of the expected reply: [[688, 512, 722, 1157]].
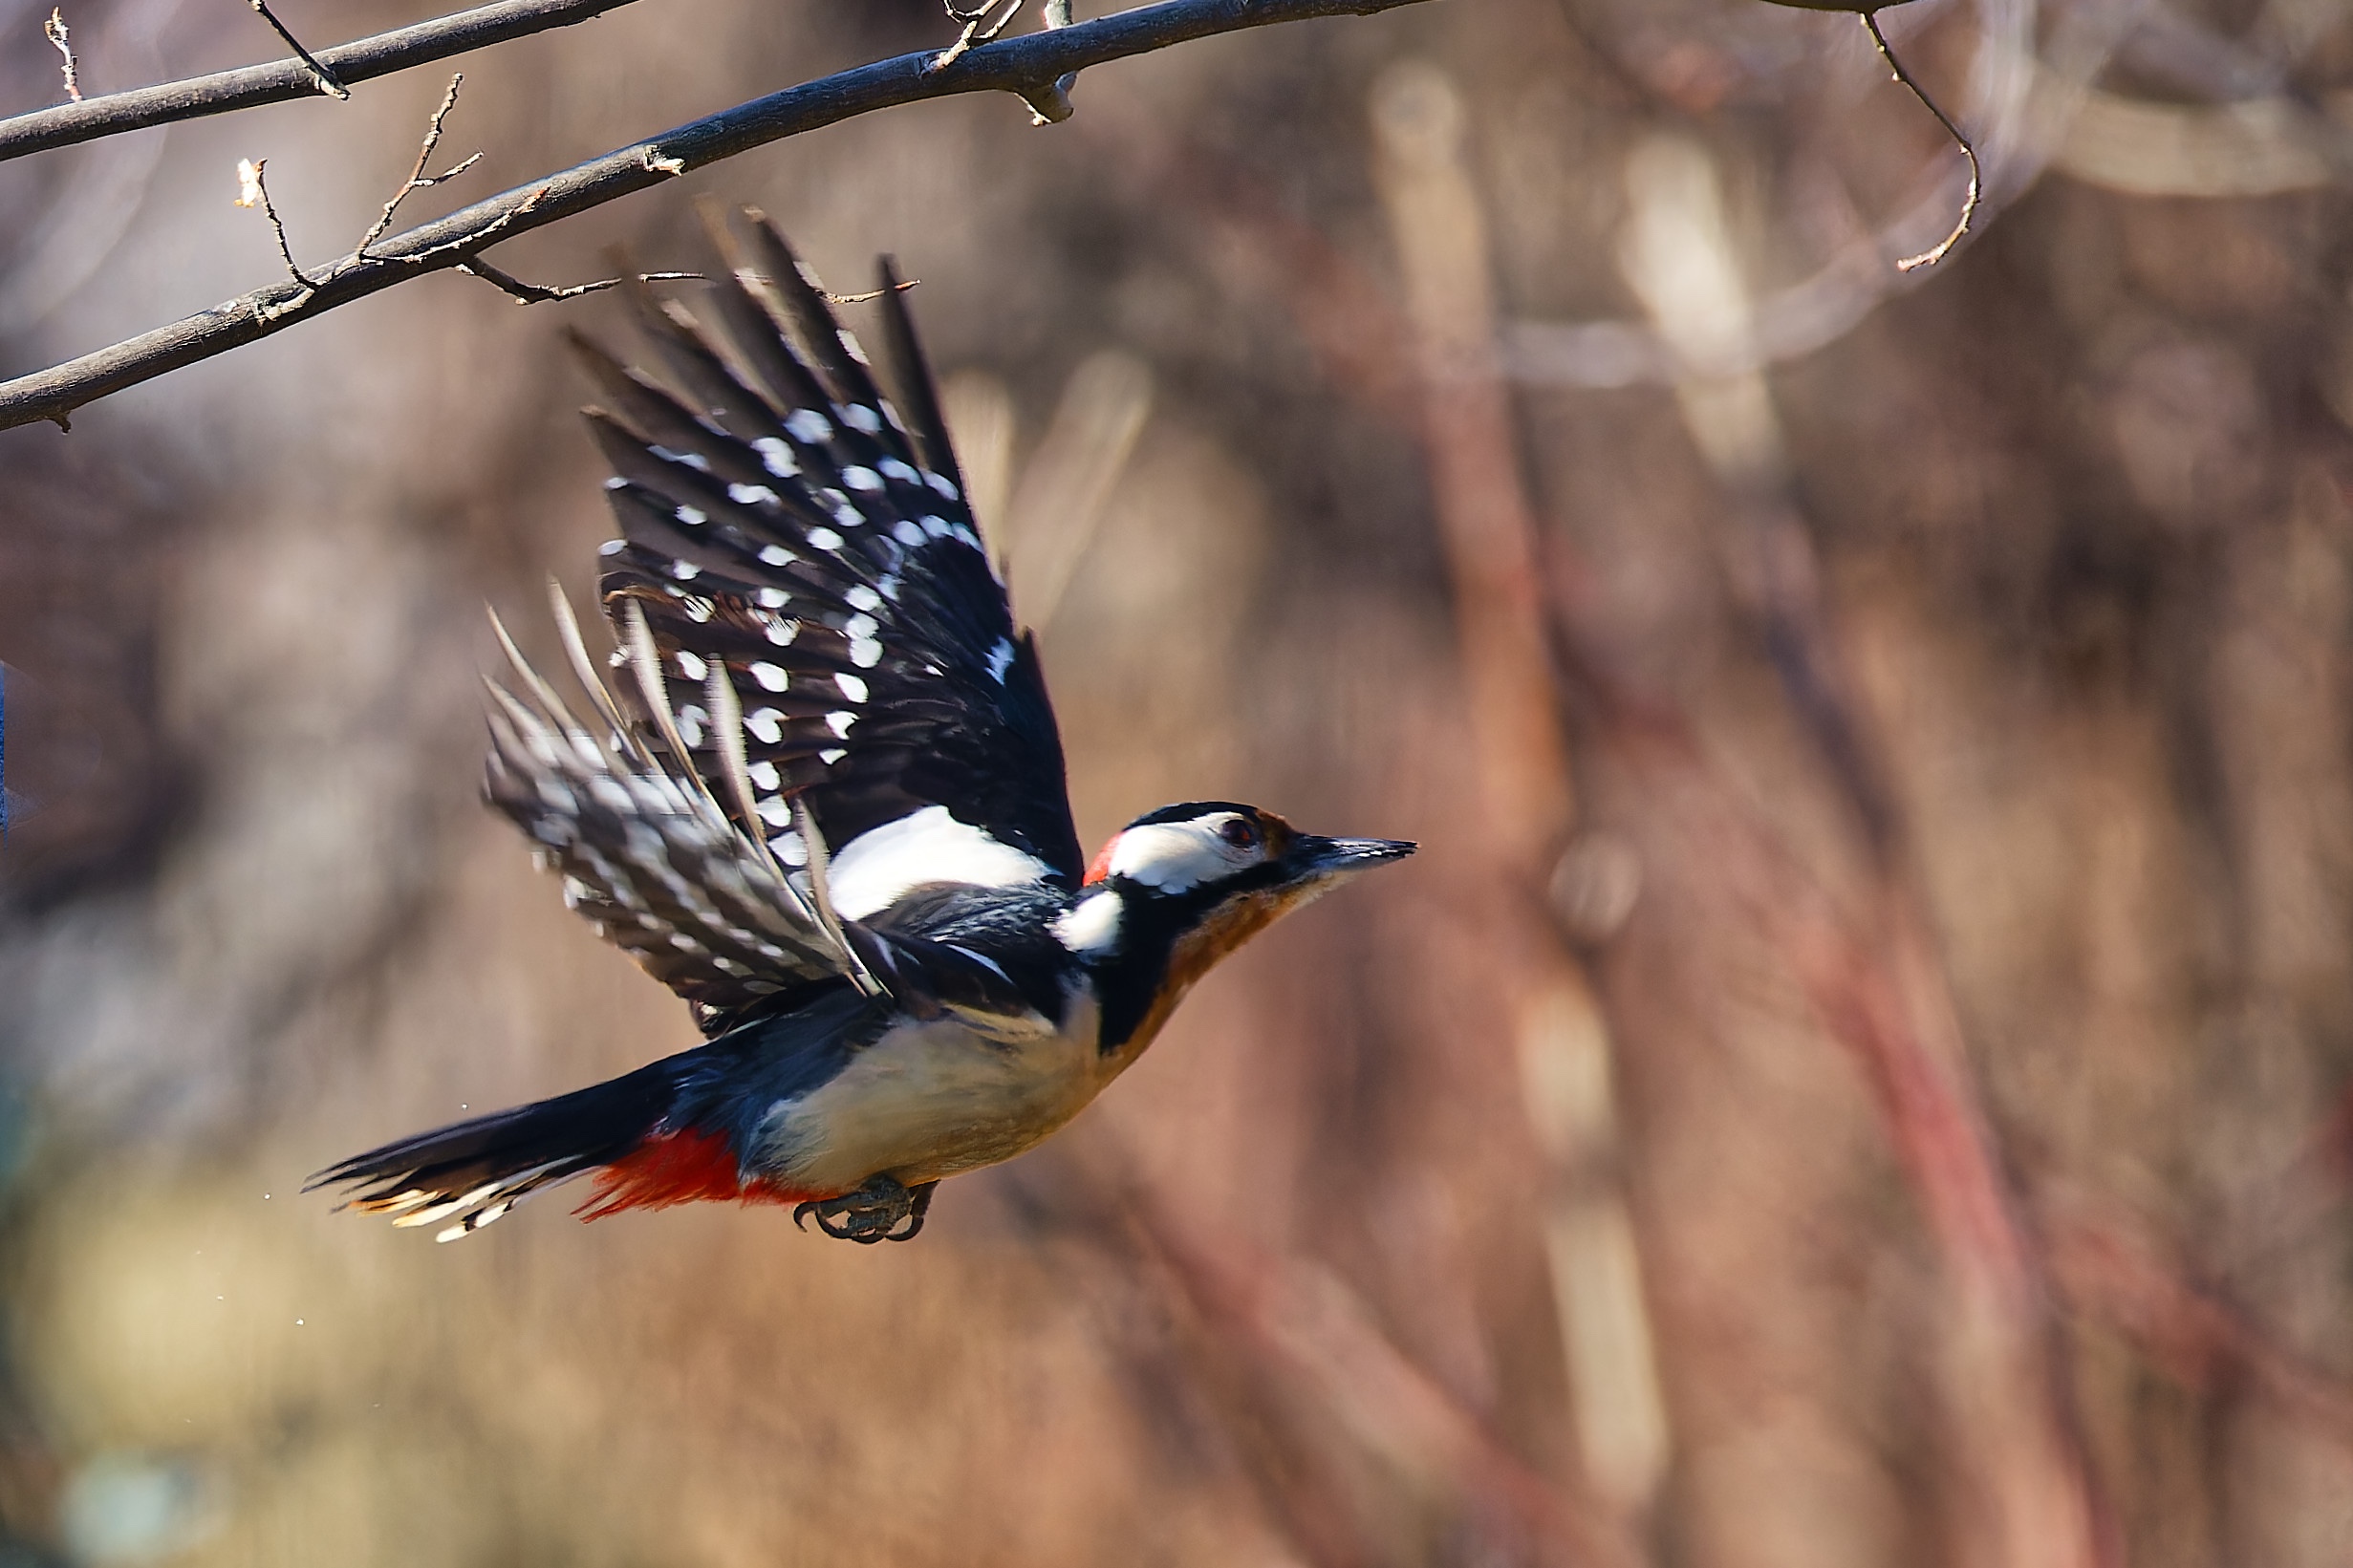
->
[[7, 0, 2353, 1564]]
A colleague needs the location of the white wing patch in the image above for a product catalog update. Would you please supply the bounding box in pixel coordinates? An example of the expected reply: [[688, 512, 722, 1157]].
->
[[1107, 814, 1261, 894], [828, 805, 1055, 920]]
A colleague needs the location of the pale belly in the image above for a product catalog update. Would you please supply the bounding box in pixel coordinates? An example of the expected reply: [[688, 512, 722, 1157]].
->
[[751, 994, 1120, 1193]]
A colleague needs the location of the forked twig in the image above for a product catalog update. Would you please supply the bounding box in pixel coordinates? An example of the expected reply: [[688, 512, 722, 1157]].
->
[[356, 73, 478, 256], [930, 0, 1026, 75], [247, 0, 350, 99], [43, 9, 79, 103], [234, 72, 536, 319], [1864, 11, 1979, 271]]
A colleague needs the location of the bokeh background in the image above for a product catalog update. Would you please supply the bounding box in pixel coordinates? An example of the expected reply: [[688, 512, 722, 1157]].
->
[[6, 0, 2353, 1562]]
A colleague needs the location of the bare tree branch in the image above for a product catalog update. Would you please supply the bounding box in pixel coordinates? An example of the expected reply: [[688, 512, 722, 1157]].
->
[[0, 0, 641, 163], [245, 0, 351, 100], [0, 0, 1432, 434], [1012, 0, 1081, 126]]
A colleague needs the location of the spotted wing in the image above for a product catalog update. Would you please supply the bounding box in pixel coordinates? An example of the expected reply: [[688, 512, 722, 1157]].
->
[[481, 597, 857, 1020], [574, 211, 1086, 891]]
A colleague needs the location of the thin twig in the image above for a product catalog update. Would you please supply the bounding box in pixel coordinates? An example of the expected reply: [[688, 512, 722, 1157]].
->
[[1864, 10, 1979, 272], [457, 261, 702, 304], [246, 0, 350, 99], [820, 280, 917, 305], [356, 74, 476, 256], [384, 184, 550, 267], [233, 158, 320, 315], [0, 0, 640, 163], [930, 0, 1026, 75], [0, 0, 1436, 432], [459, 261, 909, 307], [456, 260, 600, 303], [42, 9, 79, 103]]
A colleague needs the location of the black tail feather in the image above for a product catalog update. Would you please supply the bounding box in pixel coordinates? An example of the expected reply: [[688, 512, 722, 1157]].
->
[[307, 1059, 680, 1241]]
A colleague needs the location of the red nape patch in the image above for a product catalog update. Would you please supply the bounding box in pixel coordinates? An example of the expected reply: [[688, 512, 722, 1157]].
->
[[1083, 833, 1120, 887], [575, 1128, 803, 1221]]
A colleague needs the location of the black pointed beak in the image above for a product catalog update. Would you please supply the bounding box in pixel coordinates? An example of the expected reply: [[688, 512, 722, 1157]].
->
[[1291, 835, 1416, 878]]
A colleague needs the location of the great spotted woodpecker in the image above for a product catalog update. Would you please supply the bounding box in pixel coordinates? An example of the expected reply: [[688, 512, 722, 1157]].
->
[[309, 212, 1412, 1244]]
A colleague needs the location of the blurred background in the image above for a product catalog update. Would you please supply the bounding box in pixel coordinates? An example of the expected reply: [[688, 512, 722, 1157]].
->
[[5, 0, 2353, 1562]]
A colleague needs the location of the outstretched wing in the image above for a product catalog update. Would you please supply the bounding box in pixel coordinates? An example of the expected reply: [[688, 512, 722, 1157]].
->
[[482, 591, 866, 1024], [574, 210, 1086, 904]]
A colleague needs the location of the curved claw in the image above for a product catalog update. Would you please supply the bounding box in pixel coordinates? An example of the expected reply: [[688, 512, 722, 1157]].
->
[[792, 1176, 937, 1244]]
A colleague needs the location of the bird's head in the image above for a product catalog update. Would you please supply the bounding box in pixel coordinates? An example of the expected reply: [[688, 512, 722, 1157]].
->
[[1057, 802, 1414, 1053], [1082, 802, 1415, 909]]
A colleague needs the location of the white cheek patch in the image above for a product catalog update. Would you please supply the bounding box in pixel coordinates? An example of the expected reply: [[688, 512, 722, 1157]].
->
[[1107, 817, 1260, 893], [1052, 890, 1124, 956], [828, 805, 1053, 920]]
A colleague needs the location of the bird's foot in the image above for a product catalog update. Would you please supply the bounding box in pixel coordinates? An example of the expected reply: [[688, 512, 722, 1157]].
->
[[794, 1175, 935, 1243]]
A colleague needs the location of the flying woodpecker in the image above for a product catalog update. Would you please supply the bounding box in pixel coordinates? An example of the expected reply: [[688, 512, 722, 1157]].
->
[[311, 211, 1413, 1244]]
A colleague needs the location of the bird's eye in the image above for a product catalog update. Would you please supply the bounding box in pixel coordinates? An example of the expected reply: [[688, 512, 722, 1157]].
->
[[1219, 817, 1260, 851]]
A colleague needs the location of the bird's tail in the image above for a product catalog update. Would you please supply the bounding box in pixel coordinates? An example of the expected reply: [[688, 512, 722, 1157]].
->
[[307, 1053, 767, 1241]]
